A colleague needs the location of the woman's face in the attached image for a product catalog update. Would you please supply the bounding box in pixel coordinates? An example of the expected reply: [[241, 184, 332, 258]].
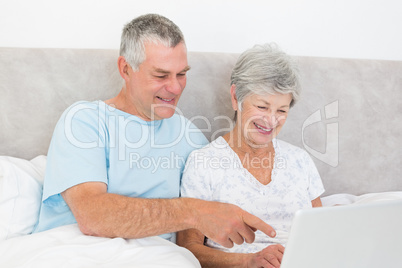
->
[[233, 89, 292, 148]]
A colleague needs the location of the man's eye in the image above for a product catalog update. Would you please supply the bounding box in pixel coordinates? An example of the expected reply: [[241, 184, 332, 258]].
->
[[257, 106, 267, 110], [155, 75, 167, 79], [278, 110, 287, 113], [177, 73, 186, 77]]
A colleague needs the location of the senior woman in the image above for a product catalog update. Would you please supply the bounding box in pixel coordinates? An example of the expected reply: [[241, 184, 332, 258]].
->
[[177, 43, 325, 268]]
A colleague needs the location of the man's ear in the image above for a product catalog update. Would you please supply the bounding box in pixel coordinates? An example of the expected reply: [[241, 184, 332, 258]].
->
[[230, 84, 239, 111], [117, 56, 130, 81]]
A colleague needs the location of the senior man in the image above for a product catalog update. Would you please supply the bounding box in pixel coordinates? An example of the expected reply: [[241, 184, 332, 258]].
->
[[35, 14, 276, 251]]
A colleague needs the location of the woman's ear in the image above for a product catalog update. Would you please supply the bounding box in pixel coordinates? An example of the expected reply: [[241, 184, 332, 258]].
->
[[117, 56, 130, 81], [230, 84, 239, 111]]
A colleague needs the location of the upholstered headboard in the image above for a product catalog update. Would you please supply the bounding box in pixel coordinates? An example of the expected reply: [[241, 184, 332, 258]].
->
[[1, 47, 401, 195]]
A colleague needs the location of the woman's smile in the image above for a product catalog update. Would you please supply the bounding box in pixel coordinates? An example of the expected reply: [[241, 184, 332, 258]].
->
[[253, 122, 273, 135]]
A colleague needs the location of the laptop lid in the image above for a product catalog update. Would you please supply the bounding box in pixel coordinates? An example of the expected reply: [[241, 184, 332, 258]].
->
[[281, 200, 402, 268]]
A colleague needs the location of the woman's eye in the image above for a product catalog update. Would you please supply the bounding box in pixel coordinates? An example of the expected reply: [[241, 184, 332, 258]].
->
[[278, 110, 287, 113], [257, 106, 267, 110]]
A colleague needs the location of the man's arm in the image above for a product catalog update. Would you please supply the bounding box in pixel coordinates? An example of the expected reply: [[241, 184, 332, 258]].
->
[[62, 182, 276, 247]]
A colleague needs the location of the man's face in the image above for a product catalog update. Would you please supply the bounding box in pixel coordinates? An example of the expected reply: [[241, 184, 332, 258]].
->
[[125, 42, 189, 121]]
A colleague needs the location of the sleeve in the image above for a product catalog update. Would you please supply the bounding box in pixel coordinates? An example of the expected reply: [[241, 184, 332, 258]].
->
[[302, 151, 325, 200], [184, 118, 209, 150], [180, 149, 213, 201], [177, 116, 209, 175], [42, 102, 108, 206]]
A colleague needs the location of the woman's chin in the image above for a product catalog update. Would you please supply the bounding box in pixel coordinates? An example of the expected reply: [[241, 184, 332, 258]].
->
[[244, 136, 273, 149]]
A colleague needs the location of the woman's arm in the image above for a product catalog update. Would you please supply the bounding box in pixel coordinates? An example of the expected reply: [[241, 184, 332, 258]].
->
[[312, 197, 322, 207], [177, 229, 283, 268], [177, 228, 245, 267]]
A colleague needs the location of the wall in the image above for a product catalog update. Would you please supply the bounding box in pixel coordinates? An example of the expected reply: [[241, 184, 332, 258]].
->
[[1, 0, 401, 60]]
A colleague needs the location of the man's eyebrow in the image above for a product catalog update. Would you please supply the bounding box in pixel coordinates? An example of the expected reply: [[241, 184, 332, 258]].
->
[[182, 66, 191, 72], [153, 66, 191, 74], [153, 68, 170, 74]]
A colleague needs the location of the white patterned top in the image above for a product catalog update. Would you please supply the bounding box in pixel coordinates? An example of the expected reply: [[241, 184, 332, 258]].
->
[[180, 136, 325, 253]]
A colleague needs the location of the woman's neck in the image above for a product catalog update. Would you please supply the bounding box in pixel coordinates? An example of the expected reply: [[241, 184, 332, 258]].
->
[[223, 125, 276, 185]]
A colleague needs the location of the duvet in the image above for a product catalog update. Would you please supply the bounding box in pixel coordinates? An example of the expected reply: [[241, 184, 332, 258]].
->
[[1, 155, 401, 267], [0, 224, 200, 267]]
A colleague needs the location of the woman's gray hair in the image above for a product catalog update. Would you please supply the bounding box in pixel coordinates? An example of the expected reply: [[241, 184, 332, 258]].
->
[[231, 43, 301, 110], [120, 14, 185, 71]]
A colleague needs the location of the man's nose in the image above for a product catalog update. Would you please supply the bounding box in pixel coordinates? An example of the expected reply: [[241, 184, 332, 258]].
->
[[166, 76, 184, 95]]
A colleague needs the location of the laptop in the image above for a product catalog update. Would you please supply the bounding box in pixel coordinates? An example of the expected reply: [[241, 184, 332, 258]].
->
[[281, 200, 402, 268]]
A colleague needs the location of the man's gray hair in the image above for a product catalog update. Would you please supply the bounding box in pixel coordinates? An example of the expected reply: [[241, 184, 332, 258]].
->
[[120, 14, 185, 71], [231, 43, 300, 110]]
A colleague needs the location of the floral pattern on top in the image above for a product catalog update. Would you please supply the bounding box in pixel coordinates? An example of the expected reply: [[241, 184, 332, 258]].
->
[[181, 136, 325, 253]]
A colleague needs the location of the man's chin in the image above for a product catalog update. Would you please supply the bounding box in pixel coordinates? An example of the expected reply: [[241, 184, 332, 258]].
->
[[151, 108, 177, 120]]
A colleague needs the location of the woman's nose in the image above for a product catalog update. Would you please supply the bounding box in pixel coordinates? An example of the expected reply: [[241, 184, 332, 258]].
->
[[264, 114, 279, 127]]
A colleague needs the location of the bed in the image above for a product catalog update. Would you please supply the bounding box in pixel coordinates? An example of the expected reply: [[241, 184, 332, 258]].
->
[[1, 47, 401, 266]]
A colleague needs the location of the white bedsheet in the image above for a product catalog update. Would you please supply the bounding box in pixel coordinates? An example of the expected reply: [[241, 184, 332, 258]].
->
[[1, 191, 402, 267], [321, 191, 402, 206], [0, 224, 201, 268]]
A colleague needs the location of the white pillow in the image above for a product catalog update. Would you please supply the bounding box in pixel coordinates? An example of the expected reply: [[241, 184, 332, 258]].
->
[[0, 155, 46, 241]]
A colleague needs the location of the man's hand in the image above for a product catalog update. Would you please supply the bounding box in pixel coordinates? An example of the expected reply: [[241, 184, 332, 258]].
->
[[245, 244, 284, 268], [188, 198, 276, 248]]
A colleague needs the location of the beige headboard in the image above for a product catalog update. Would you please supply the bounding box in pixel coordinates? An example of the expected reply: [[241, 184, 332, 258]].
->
[[1, 47, 401, 195]]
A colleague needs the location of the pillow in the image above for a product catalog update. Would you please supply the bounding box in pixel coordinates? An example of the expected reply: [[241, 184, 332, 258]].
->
[[0, 155, 46, 241]]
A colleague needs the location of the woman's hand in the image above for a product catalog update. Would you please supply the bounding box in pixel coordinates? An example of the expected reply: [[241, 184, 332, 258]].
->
[[245, 244, 285, 268]]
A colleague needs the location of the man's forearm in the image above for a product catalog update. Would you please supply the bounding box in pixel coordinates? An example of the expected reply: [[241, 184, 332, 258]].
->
[[63, 182, 276, 247], [63, 184, 196, 238], [83, 195, 193, 238]]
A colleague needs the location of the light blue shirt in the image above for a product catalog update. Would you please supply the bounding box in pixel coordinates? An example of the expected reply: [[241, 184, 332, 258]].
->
[[34, 101, 208, 241]]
